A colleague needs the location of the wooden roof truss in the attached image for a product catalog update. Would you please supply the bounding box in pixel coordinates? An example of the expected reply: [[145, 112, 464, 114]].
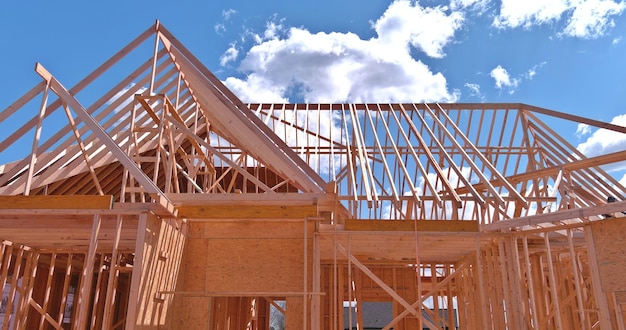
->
[[2, 22, 626, 329]]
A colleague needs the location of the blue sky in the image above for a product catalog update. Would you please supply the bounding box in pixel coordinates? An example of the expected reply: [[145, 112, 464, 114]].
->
[[1, 0, 626, 179]]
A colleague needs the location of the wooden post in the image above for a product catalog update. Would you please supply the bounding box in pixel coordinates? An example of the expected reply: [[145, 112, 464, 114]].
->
[[475, 238, 488, 329], [523, 235, 540, 329], [567, 229, 587, 329], [544, 233, 564, 330], [24, 82, 49, 195], [311, 229, 321, 329], [303, 218, 308, 330], [74, 213, 101, 329], [102, 215, 123, 329], [125, 212, 148, 329], [584, 225, 614, 329]]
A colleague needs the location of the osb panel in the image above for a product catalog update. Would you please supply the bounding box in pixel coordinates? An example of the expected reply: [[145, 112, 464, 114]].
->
[[171, 297, 210, 330], [285, 297, 305, 330], [591, 218, 626, 292], [181, 238, 208, 291], [201, 220, 314, 239], [187, 222, 204, 239], [204, 238, 308, 292]]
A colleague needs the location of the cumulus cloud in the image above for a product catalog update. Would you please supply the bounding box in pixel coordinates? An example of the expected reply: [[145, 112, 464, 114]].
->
[[450, 0, 490, 12], [494, 0, 625, 38], [220, 43, 239, 66], [223, 1, 462, 103], [224, 74, 288, 103], [494, 0, 569, 29], [490, 65, 519, 93], [489, 62, 546, 94], [372, 0, 464, 58], [577, 113, 626, 170], [576, 123, 592, 137], [563, 0, 626, 38]]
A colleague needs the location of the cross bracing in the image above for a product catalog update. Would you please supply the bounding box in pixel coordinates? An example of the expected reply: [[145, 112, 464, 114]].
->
[[0, 21, 626, 329]]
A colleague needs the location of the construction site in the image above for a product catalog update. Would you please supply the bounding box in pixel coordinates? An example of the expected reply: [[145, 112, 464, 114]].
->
[[1, 21, 626, 329]]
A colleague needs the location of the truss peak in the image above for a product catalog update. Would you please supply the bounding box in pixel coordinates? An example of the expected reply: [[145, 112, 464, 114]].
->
[[0, 22, 327, 202]]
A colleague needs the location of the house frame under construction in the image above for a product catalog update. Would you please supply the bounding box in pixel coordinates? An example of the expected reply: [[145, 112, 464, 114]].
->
[[1, 22, 626, 329]]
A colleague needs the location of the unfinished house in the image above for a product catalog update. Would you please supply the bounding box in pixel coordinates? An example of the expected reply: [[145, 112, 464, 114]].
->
[[1, 21, 626, 329]]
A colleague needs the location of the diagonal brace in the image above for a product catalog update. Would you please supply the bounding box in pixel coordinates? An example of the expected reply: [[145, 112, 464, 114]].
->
[[34, 63, 167, 202], [336, 244, 439, 329]]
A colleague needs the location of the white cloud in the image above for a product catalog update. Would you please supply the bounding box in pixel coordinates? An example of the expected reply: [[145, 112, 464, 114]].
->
[[524, 61, 547, 80], [620, 172, 626, 186], [490, 65, 519, 93], [215, 9, 238, 34], [372, 0, 464, 58], [614, 36, 623, 44], [577, 113, 626, 170], [223, 1, 462, 103], [220, 43, 239, 66], [563, 0, 625, 38], [494, 0, 570, 29], [214, 23, 226, 34], [224, 74, 288, 103], [464, 82, 485, 100], [263, 17, 285, 41], [222, 9, 237, 20], [494, 0, 625, 38], [576, 123, 592, 137], [450, 0, 489, 10], [489, 62, 546, 94]]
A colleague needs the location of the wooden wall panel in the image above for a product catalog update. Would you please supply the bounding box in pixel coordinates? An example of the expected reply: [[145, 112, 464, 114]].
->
[[175, 220, 314, 294], [285, 296, 305, 330], [591, 218, 626, 292], [173, 297, 210, 330], [204, 238, 305, 292]]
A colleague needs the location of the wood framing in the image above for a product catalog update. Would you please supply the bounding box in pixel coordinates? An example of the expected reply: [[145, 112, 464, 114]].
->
[[1, 22, 626, 329]]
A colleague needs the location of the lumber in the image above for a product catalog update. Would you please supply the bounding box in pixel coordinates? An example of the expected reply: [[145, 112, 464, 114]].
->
[[177, 204, 318, 219], [344, 219, 478, 232], [2, 21, 626, 330], [0, 195, 113, 209]]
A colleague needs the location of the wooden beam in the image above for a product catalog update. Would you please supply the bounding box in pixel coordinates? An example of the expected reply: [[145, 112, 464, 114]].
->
[[177, 204, 318, 219], [484, 199, 626, 231], [521, 103, 626, 133], [34, 63, 168, 203], [344, 219, 478, 232], [0, 195, 113, 209], [157, 25, 328, 193], [455, 150, 626, 195]]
